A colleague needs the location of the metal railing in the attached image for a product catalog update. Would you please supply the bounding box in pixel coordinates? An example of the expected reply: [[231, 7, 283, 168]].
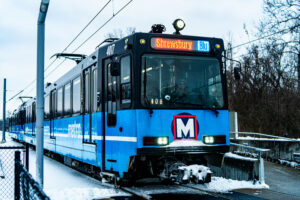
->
[[230, 131, 297, 141], [231, 142, 270, 184], [15, 151, 50, 200]]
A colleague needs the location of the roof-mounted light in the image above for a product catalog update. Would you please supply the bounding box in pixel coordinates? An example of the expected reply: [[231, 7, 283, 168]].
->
[[173, 19, 185, 34]]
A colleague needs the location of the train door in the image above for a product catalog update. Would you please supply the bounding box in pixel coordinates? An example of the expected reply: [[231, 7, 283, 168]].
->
[[103, 58, 119, 170], [83, 66, 96, 143], [50, 90, 56, 139]]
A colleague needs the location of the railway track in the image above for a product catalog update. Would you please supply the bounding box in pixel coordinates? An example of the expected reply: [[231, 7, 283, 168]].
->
[[179, 184, 233, 200], [98, 182, 233, 200]]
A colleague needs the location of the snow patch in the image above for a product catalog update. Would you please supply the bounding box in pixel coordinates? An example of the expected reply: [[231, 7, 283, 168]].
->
[[166, 140, 204, 147], [237, 136, 297, 141], [192, 176, 269, 193], [225, 152, 257, 161], [279, 159, 300, 169], [233, 150, 258, 158], [47, 187, 127, 200], [179, 165, 211, 182]]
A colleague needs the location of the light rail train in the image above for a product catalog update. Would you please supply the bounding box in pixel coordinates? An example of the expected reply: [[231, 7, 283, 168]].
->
[[9, 20, 231, 184]]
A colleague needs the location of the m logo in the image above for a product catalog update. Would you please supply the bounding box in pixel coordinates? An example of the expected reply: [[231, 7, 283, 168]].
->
[[172, 113, 199, 140]]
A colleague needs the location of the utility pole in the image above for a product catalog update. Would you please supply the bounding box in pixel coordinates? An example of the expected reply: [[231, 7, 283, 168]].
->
[[2, 78, 6, 143], [36, 0, 49, 188]]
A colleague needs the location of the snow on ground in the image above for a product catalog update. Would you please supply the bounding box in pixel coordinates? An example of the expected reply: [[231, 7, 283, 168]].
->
[[28, 149, 127, 200], [191, 176, 269, 193], [0, 133, 127, 200], [134, 177, 269, 195], [224, 152, 257, 161], [278, 159, 300, 169], [1, 133, 269, 199]]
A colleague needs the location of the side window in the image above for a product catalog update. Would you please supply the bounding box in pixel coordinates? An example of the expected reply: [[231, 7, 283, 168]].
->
[[107, 62, 117, 126], [26, 107, 28, 123], [32, 102, 36, 123], [92, 69, 98, 112], [51, 90, 56, 118], [29, 105, 32, 123], [64, 83, 71, 115], [44, 95, 50, 120], [84, 72, 90, 113], [57, 87, 63, 117], [72, 77, 81, 113], [120, 56, 131, 104]]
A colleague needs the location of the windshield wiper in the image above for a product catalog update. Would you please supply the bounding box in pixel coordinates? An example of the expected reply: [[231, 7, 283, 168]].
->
[[170, 100, 219, 117]]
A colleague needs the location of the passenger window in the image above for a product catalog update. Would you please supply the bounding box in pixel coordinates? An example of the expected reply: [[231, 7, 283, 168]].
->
[[85, 72, 90, 113], [72, 77, 81, 113], [92, 69, 98, 112], [44, 95, 50, 119], [120, 56, 131, 104], [29, 105, 32, 123], [107, 63, 117, 126], [51, 90, 56, 118], [32, 102, 36, 122], [57, 87, 63, 117], [64, 83, 71, 115]]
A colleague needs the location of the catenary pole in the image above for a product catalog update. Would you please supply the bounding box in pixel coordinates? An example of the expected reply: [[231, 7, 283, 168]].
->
[[2, 78, 6, 142], [36, 0, 49, 188]]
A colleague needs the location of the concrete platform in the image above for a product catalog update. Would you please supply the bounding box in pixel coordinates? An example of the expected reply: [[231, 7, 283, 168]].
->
[[234, 161, 300, 200]]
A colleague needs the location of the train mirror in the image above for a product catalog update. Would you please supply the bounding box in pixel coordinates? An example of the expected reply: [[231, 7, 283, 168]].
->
[[234, 67, 241, 80], [110, 62, 120, 76]]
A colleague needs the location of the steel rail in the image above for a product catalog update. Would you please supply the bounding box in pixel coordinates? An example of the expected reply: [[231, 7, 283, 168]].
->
[[179, 184, 233, 200]]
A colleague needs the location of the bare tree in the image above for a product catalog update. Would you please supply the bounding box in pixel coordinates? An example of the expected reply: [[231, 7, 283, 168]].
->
[[104, 27, 136, 39], [259, 0, 300, 92], [226, 0, 300, 138]]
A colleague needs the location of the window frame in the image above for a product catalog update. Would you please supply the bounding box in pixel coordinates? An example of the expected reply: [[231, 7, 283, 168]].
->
[[92, 68, 98, 113], [64, 82, 72, 116], [44, 94, 50, 120], [72, 76, 81, 115], [120, 54, 132, 109], [56, 87, 63, 118]]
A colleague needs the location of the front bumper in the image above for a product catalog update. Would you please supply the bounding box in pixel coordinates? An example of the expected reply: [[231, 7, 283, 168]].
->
[[137, 145, 230, 156]]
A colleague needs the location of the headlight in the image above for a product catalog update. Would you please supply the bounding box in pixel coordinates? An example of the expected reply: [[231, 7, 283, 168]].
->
[[173, 19, 185, 34], [157, 137, 168, 145], [204, 136, 215, 144], [143, 136, 169, 146], [203, 135, 226, 144]]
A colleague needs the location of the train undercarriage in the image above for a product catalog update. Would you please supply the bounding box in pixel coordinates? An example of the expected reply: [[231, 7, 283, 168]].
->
[[122, 146, 228, 185]]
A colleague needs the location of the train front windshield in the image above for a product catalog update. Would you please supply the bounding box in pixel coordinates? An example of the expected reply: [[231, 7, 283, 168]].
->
[[141, 54, 225, 109]]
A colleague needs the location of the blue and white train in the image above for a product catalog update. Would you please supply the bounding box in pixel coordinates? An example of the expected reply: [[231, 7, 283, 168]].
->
[[9, 20, 230, 183]]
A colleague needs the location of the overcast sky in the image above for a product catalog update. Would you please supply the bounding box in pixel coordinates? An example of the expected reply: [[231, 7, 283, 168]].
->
[[0, 0, 264, 118]]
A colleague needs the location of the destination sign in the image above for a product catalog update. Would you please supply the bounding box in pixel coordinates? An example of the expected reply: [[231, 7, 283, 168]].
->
[[151, 37, 210, 52]]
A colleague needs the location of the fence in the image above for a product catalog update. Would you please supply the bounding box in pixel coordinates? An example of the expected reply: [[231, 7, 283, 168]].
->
[[0, 144, 49, 200], [0, 145, 27, 200], [15, 151, 50, 200]]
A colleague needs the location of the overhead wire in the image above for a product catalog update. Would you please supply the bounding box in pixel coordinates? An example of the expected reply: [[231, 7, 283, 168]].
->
[[43, 0, 134, 79], [227, 27, 296, 51], [7, 0, 115, 103]]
